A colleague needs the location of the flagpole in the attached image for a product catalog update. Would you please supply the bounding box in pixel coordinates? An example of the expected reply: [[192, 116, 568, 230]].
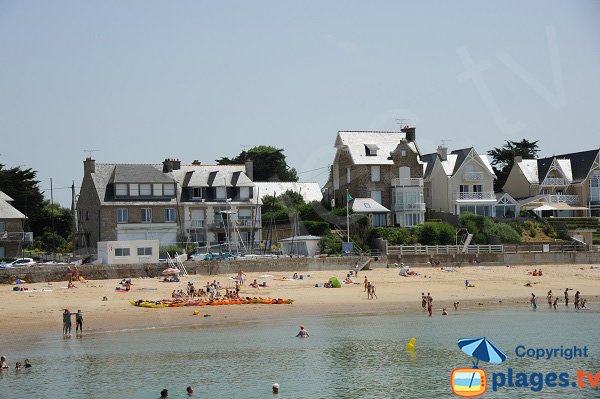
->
[[346, 189, 350, 243]]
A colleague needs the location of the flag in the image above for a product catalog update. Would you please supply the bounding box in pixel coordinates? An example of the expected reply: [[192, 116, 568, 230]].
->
[[347, 192, 353, 202]]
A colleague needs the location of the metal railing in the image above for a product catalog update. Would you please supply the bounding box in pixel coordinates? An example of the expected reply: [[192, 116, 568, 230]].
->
[[392, 202, 426, 211], [0, 232, 33, 242], [387, 244, 504, 255], [191, 220, 205, 228], [542, 177, 568, 186], [463, 172, 483, 181], [455, 192, 496, 200], [548, 195, 579, 204], [391, 177, 423, 187]]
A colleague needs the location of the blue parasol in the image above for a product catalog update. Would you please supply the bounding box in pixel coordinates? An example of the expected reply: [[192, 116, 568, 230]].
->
[[458, 337, 507, 388]]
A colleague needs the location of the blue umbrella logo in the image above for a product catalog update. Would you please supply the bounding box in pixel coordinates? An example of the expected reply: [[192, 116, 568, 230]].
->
[[457, 337, 507, 390]]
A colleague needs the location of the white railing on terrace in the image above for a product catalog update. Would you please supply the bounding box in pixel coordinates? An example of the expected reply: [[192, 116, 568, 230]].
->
[[391, 177, 423, 187], [387, 244, 504, 255], [548, 195, 579, 204], [454, 192, 496, 200], [237, 218, 261, 227], [0, 232, 33, 242], [191, 220, 205, 228], [392, 202, 426, 211], [542, 177, 568, 186], [463, 172, 483, 181]]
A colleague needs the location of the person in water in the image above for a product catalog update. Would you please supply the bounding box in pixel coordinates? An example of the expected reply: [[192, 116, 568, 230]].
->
[[75, 310, 83, 334], [24, 359, 31, 368], [63, 309, 72, 336], [186, 386, 194, 396], [272, 383, 280, 395], [530, 293, 537, 309], [1, 356, 8, 369], [296, 325, 309, 338], [160, 389, 168, 398]]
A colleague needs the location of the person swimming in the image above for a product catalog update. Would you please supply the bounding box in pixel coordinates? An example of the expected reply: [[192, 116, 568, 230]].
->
[[296, 325, 309, 338]]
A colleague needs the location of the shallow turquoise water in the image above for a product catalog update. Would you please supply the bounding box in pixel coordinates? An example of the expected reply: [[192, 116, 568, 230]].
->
[[1, 308, 599, 398]]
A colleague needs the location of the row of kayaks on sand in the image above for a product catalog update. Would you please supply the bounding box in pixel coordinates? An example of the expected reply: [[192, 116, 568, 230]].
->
[[129, 298, 295, 308]]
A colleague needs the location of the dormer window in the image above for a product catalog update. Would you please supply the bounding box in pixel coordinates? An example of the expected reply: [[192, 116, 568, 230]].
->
[[163, 184, 175, 196], [192, 187, 206, 199], [140, 184, 152, 196], [115, 184, 128, 196], [365, 144, 379, 156]]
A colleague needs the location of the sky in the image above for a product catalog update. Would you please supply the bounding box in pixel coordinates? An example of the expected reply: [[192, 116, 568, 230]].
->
[[1, 1, 599, 206]]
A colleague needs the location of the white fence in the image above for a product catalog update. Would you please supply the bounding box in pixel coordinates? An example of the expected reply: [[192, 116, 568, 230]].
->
[[387, 244, 504, 255]]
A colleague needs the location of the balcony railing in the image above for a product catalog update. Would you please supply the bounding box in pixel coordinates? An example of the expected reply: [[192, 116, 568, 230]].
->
[[463, 172, 483, 181], [455, 192, 496, 201], [0, 232, 33, 242], [391, 177, 423, 187], [191, 220, 205, 228], [392, 202, 426, 212], [542, 177, 567, 186], [548, 195, 580, 204]]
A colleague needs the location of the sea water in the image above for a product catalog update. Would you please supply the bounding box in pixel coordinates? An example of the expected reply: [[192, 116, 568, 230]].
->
[[1, 308, 599, 398]]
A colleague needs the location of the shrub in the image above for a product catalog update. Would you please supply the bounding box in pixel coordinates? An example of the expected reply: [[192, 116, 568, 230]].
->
[[319, 232, 342, 255], [303, 221, 330, 236]]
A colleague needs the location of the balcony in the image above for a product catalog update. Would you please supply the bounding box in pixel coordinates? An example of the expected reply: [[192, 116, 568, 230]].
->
[[191, 220, 205, 228], [463, 172, 483, 181], [542, 177, 568, 186], [392, 202, 426, 212], [454, 192, 496, 201], [548, 195, 579, 204], [0, 232, 33, 242], [391, 177, 423, 187]]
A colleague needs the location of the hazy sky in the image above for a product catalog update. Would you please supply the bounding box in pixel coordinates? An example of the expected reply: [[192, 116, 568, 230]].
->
[[1, 1, 599, 205]]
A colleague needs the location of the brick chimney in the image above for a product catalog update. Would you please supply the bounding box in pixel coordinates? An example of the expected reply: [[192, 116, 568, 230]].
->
[[245, 159, 254, 180], [401, 126, 416, 142], [84, 157, 96, 174], [162, 158, 181, 172], [437, 145, 448, 161]]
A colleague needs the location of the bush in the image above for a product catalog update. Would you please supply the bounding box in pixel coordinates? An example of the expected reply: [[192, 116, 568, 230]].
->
[[303, 221, 330, 236], [160, 245, 186, 257], [319, 232, 342, 255], [459, 213, 522, 244]]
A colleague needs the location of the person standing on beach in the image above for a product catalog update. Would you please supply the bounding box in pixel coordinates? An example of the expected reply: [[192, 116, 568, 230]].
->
[[75, 310, 83, 334], [237, 270, 246, 286], [370, 283, 377, 299], [427, 293, 433, 317], [574, 291, 581, 310], [364, 276, 368, 292], [553, 297, 559, 310], [421, 293, 426, 310], [547, 290, 553, 308], [564, 288, 569, 306], [63, 309, 72, 336], [465, 280, 469, 289], [530, 293, 537, 309]]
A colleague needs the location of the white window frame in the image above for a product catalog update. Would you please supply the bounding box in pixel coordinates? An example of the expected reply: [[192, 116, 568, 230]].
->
[[371, 165, 381, 182], [164, 208, 176, 222], [137, 247, 152, 256], [115, 248, 130, 257], [192, 187, 205, 199], [163, 184, 175, 196], [216, 186, 227, 200], [239, 186, 250, 200], [116, 208, 128, 223], [129, 184, 139, 196], [140, 184, 152, 196], [153, 184, 163, 197], [115, 184, 128, 196], [141, 208, 152, 223]]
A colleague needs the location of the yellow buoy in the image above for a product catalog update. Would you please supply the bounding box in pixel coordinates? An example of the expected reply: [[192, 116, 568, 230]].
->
[[409, 337, 416, 344], [193, 310, 200, 315], [405, 343, 415, 351]]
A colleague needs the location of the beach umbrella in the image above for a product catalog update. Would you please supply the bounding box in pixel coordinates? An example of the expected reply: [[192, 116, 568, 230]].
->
[[458, 337, 507, 388], [162, 268, 181, 275]]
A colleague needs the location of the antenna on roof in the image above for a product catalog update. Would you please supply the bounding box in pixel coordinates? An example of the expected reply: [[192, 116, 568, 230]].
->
[[83, 149, 99, 158], [395, 118, 410, 131]]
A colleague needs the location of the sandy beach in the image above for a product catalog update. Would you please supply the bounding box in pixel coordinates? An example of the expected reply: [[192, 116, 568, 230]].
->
[[2, 264, 599, 339]]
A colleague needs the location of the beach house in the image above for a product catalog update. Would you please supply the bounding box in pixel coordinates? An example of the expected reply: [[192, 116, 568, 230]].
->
[[0, 190, 31, 258], [503, 149, 600, 217], [322, 126, 425, 227], [75, 158, 260, 253], [422, 146, 506, 217]]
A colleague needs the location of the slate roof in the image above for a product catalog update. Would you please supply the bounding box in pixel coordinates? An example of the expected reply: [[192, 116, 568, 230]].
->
[[0, 191, 14, 202], [113, 164, 174, 184], [0, 198, 26, 219], [335, 131, 420, 165], [517, 149, 599, 184], [351, 198, 390, 213], [253, 182, 323, 202], [422, 148, 494, 179]]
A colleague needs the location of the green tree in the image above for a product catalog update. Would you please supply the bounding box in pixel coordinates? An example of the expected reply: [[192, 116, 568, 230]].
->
[[216, 145, 298, 181], [488, 139, 540, 192]]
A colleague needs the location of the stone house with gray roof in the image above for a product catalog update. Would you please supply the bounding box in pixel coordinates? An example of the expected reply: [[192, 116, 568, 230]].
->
[[503, 149, 600, 217], [0, 190, 30, 258], [323, 126, 425, 227], [76, 158, 260, 253]]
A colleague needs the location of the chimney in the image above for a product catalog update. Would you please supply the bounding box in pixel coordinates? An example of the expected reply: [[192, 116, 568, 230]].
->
[[162, 158, 181, 172], [192, 160, 201, 165], [514, 156, 523, 163], [401, 126, 416, 142], [245, 159, 254, 181], [437, 145, 448, 161], [84, 157, 96, 174]]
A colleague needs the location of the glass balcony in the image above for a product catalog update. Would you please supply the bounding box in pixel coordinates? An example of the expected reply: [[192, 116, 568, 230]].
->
[[454, 192, 496, 200], [391, 178, 423, 187], [392, 202, 426, 211]]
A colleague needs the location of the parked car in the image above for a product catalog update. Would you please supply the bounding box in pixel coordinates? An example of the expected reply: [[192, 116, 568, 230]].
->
[[0, 258, 37, 268]]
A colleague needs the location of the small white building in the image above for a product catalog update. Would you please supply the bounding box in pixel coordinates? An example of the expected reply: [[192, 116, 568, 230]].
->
[[279, 235, 321, 257], [97, 240, 160, 265]]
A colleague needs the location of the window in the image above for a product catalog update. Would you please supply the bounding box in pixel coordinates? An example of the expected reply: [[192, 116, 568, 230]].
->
[[116, 208, 128, 223], [401, 150, 407, 157], [239, 186, 250, 200], [115, 184, 128, 196], [141, 208, 152, 223], [590, 172, 600, 202], [403, 213, 422, 227], [0, 247, 4, 258], [0, 222, 5, 232], [372, 214, 386, 227], [153, 183, 163, 196], [238, 208, 252, 226], [473, 185, 482, 193], [216, 187, 226, 200], [365, 144, 379, 156], [371, 165, 381, 182], [129, 184, 139, 196], [371, 191, 382, 205], [192, 187, 205, 199], [137, 247, 152, 256], [164, 208, 176, 222], [115, 248, 130, 257], [459, 185, 469, 193], [346, 167, 351, 184], [163, 184, 175, 196], [140, 184, 152, 196]]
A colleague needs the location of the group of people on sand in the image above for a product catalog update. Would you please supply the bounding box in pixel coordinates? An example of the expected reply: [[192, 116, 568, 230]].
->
[[540, 288, 588, 310], [421, 292, 434, 316], [362, 276, 377, 299], [62, 309, 83, 336], [1, 356, 31, 371], [530, 269, 544, 277]]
